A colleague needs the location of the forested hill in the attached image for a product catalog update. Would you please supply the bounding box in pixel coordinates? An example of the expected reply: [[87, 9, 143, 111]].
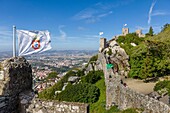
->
[[116, 25, 170, 79]]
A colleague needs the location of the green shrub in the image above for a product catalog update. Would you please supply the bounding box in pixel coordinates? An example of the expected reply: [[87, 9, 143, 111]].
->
[[122, 108, 138, 113], [76, 69, 85, 77], [117, 33, 144, 46], [38, 86, 55, 99], [107, 48, 112, 55], [39, 70, 78, 99], [154, 80, 170, 91], [81, 70, 104, 84], [46, 71, 58, 80], [89, 54, 98, 62], [57, 83, 100, 103]]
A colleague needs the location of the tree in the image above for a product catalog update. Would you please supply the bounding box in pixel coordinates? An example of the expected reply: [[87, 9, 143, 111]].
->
[[46, 71, 58, 80], [149, 26, 154, 36], [161, 23, 170, 32], [146, 26, 154, 36]]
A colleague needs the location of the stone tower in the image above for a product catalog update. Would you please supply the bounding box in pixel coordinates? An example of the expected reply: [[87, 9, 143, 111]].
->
[[136, 29, 145, 37], [122, 28, 129, 36], [99, 38, 106, 52]]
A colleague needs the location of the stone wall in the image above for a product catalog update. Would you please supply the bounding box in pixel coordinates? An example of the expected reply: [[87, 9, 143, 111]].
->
[[0, 57, 32, 113], [25, 98, 89, 113], [0, 95, 20, 113], [98, 53, 120, 109], [99, 51, 170, 112], [115, 84, 170, 113]]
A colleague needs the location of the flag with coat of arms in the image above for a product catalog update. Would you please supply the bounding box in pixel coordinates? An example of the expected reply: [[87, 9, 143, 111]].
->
[[17, 30, 52, 56]]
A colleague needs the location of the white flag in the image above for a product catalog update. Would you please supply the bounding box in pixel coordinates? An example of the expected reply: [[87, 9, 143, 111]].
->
[[17, 30, 52, 56], [124, 24, 127, 27], [99, 32, 104, 36]]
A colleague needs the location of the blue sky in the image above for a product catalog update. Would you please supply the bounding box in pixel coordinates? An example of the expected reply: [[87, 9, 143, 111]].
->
[[0, 0, 170, 52]]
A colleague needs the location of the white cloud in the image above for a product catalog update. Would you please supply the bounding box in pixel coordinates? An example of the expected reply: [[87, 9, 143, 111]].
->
[[148, 0, 157, 25], [148, 0, 170, 25], [98, 11, 113, 18], [73, 1, 133, 23], [73, 2, 114, 23], [151, 10, 170, 16], [58, 25, 67, 41]]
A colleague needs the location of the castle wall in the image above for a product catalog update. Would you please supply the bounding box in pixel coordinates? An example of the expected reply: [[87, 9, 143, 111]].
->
[[25, 98, 89, 113], [98, 53, 121, 109], [99, 52, 170, 113], [0, 57, 32, 113], [116, 84, 170, 112]]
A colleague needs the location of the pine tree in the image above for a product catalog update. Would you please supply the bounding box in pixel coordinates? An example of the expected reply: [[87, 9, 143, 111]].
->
[[149, 26, 154, 36]]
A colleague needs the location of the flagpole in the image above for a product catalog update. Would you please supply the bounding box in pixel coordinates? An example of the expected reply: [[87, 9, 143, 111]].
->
[[13, 25, 16, 57]]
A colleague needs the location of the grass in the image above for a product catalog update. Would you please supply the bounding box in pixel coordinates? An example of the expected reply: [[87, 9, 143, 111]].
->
[[90, 78, 120, 113], [122, 108, 143, 113]]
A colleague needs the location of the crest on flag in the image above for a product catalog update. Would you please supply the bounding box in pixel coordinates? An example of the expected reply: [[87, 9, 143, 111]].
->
[[32, 36, 41, 50]]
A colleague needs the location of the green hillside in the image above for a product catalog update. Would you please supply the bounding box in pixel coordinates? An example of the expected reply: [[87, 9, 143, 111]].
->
[[149, 24, 170, 43], [117, 25, 170, 80]]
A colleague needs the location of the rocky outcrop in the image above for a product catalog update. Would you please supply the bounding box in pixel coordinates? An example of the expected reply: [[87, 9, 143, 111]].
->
[[103, 40, 130, 77], [84, 60, 103, 75], [0, 57, 32, 113], [90, 38, 130, 77]]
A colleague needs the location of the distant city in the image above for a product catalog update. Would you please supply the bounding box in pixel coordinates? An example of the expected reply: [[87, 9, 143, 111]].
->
[[0, 50, 97, 92]]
